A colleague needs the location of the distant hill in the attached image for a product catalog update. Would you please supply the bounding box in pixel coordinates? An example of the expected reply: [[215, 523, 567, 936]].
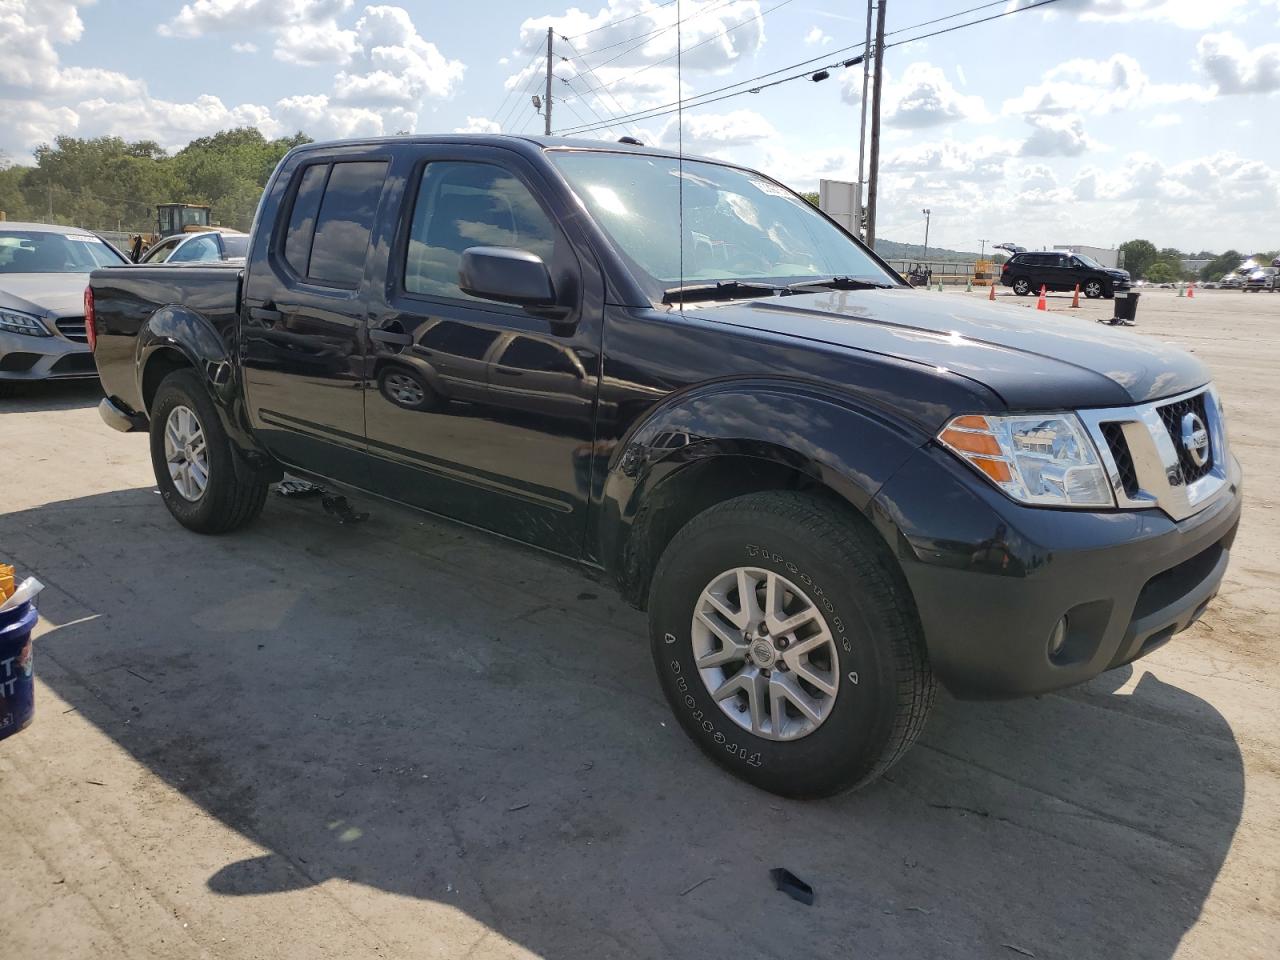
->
[[874, 239, 1005, 263]]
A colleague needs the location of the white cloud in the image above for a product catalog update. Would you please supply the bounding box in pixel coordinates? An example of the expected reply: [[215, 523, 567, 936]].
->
[[657, 109, 778, 152], [883, 136, 1015, 183], [454, 115, 502, 134], [1010, 0, 1248, 30], [1020, 114, 1096, 157], [160, 0, 354, 37], [1004, 53, 1209, 118], [804, 26, 831, 46], [231, 41, 258, 54], [274, 22, 359, 65], [1196, 33, 1280, 95], [884, 62, 990, 128], [333, 6, 465, 106], [1145, 112, 1182, 127]]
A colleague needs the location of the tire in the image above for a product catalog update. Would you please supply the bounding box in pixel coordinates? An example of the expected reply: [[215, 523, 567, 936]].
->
[[647, 491, 935, 798], [1011, 277, 1032, 296], [149, 368, 268, 534], [1084, 280, 1104, 299]]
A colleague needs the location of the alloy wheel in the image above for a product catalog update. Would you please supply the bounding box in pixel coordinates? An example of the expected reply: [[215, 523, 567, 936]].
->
[[691, 566, 840, 741], [163, 404, 209, 501]]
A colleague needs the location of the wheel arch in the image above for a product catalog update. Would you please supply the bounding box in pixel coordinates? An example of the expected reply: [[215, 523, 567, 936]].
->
[[599, 382, 929, 608], [137, 305, 280, 479]]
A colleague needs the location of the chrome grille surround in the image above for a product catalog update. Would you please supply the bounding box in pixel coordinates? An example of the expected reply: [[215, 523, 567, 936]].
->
[[1077, 385, 1229, 522]]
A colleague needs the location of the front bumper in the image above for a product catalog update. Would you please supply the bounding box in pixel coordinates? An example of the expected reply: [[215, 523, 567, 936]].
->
[[0, 329, 96, 381], [870, 444, 1243, 699]]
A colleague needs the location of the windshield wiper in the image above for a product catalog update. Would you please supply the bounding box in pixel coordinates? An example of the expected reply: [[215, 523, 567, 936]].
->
[[661, 280, 781, 304], [783, 276, 897, 294]]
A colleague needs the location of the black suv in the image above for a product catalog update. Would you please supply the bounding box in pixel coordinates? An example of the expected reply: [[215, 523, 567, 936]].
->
[[1001, 251, 1130, 299]]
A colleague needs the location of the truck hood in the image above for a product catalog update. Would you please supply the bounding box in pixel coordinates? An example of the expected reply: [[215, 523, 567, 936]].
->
[[694, 288, 1208, 409], [0, 272, 91, 318]]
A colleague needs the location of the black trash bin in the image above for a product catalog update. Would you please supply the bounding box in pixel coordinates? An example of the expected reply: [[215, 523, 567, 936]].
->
[[1112, 290, 1139, 324]]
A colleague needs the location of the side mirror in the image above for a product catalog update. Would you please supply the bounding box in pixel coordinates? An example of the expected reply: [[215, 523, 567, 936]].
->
[[459, 247, 557, 308]]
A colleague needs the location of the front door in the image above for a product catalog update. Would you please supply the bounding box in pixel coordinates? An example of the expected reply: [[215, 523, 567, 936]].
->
[[363, 146, 603, 558], [241, 154, 390, 485]]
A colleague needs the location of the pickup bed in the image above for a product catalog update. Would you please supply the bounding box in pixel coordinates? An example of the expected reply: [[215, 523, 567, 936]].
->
[[90, 135, 1242, 797]]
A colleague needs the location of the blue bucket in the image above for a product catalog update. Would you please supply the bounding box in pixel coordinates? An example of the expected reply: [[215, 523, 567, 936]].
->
[[0, 601, 37, 741]]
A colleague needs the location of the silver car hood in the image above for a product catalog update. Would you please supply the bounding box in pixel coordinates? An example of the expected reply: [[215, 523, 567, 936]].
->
[[0, 272, 91, 318]]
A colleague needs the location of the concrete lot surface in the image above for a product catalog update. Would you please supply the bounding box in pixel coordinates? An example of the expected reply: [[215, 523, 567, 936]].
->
[[1, 287, 1277, 959]]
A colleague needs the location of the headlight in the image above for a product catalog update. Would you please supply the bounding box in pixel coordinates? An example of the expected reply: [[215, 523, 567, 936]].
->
[[0, 309, 51, 337], [938, 413, 1114, 508]]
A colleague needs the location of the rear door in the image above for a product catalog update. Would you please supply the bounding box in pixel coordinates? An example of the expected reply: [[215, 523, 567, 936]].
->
[[241, 151, 390, 485]]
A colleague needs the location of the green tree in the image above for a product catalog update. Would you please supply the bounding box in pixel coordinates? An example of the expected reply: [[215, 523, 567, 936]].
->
[[1119, 238, 1158, 278], [1145, 261, 1178, 283], [799, 191, 818, 207], [1200, 250, 1242, 282]]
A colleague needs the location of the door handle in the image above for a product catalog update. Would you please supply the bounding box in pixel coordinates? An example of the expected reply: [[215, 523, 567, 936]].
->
[[249, 306, 282, 323], [368, 328, 413, 347]]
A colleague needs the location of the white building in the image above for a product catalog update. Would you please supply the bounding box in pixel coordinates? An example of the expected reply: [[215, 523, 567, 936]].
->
[[1053, 244, 1121, 268]]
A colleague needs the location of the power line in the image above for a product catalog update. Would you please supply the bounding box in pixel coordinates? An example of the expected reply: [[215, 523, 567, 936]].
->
[[568, 0, 796, 105], [495, 63, 545, 131], [557, 74, 623, 135], [574, 0, 739, 65], [565, 0, 677, 40], [557, 0, 1063, 136], [489, 50, 543, 129], [556, 36, 645, 139], [883, 0, 1006, 38]]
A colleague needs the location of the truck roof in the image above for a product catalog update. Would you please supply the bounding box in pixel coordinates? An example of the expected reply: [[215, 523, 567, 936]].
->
[[287, 133, 722, 166]]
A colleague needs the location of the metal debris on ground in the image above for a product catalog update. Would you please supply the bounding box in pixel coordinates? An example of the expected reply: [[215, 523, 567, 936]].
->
[[769, 867, 814, 905], [276, 478, 326, 498], [321, 495, 369, 524]]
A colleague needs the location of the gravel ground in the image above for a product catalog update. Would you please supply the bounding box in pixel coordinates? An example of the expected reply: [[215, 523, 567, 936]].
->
[[0, 286, 1276, 959]]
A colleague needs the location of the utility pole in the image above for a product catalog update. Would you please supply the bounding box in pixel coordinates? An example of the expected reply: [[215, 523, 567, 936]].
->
[[47, 176, 53, 222], [979, 238, 987, 260], [865, 0, 887, 250], [922, 208, 931, 260], [855, 0, 874, 241], [544, 27, 554, 136]]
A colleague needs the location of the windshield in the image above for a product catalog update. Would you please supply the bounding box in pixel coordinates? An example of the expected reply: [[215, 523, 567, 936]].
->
[[222, 234, 249, 258], [0, 230, 125, 273], [1074, 253, 1104, 269], [548, 150, 896, 296]]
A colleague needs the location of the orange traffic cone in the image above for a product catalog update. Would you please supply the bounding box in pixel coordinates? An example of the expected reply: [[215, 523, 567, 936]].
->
[[1070, 283, 1081, 308], [1036, 285, 1047, 311], [1187, 285, 1195, 299], [988, 283, 996, 301]]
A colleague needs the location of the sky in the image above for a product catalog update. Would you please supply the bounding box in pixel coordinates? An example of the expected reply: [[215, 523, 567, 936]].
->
[[0, 0, 1277, 253]]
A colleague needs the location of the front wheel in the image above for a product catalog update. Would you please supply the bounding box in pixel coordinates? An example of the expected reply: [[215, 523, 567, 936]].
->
[[647, 492, 935, 798], [1084, 280, 1104, 299], [1011, 277, 1032, 296], [149, 368, 268, 534]]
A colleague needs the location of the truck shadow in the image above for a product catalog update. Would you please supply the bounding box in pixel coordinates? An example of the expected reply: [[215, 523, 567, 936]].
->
[[12, 487, 1244, 960]]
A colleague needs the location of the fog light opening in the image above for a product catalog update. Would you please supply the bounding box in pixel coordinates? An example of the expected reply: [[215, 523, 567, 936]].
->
[[1048, 616, 1069, 660]]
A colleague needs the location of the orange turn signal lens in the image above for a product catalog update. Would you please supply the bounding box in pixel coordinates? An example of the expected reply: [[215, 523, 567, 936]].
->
[[939, 427, 1003, 457], [950, 414, 990, 431], [970, 456, 1013, 484]]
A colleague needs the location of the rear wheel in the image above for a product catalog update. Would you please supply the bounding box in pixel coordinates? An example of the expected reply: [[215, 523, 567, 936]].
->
[[1011, 277, 1032, 296], [647, 491, 935, 798], [149, 368, 268, 534]]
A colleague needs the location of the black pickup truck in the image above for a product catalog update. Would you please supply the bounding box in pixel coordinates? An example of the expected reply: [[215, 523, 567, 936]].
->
[[89, 136, 1242, 797]]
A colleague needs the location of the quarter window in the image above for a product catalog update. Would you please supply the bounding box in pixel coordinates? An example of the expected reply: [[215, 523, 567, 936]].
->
[[405, 161, 559, 302]]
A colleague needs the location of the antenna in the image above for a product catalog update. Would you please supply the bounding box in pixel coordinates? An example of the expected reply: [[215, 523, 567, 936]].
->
[[677, 0, 684, 313]]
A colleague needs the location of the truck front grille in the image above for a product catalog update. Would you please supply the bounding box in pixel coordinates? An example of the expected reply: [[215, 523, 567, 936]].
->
[[1100, 422, 1139, 497], [1078, 386, 1229, 521], [1157, 392, 1214, 483]]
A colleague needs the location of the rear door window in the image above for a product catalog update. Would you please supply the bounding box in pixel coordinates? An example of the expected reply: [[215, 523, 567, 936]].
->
[[169, 234, 220, 263], [282, 160, 387, 287], [308, 161, 388, 287]]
